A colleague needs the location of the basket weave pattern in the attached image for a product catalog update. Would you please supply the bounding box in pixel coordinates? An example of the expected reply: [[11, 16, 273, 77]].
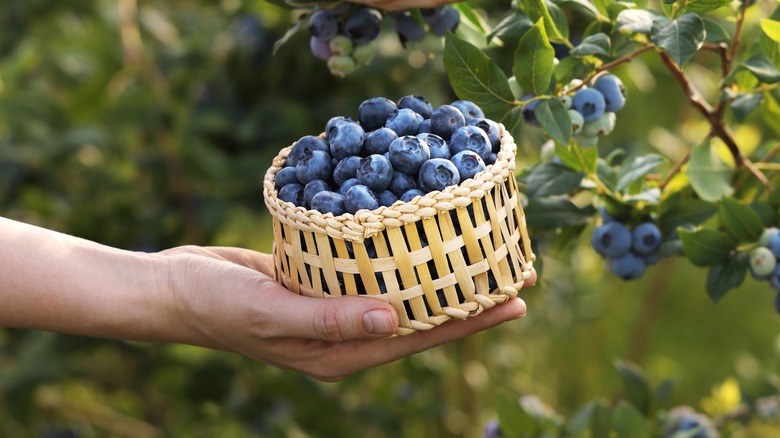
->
[[263, 125, 535, 336]]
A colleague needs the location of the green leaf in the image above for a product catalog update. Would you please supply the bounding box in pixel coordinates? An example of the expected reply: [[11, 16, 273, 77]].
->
[[752, 201, 779, 227], [761, 18, 780, 42], [526, 196, 597, 230], [658, 194, 717, 237], [731, 93, 764, 123], [590, 401, 613, 438], [566, 402, 597, 435], [535, 99, 572, 146], [719, 197, 765, 243], [559, 0, 605, 18], [571, 33, 612, 58], [495, 390, 531, 437], [615, 360, 652, 415], [444, 33, 517, 123], [555, 140, 598, 173], [613, 401, 651, 438], [488, 11, 534, 43], [453, 3, 490, 36], [544, 0, 570, 42], [525, 163, 584, 199], [615, 154, 664, 192], [614, 9, 657, 35], [706, 256, 747, 303], [554, 56, 598, 85], [515, 19, 555, 95], [743, 55, 780, 84], [684, 0, 731, 13], [679, 228, 736, 267], [654, 379, 676, 407], [650, 14, 706, 68], [519, 0, 568, 43], [702, 17, 730, 43], [686, 140, 734, 203]]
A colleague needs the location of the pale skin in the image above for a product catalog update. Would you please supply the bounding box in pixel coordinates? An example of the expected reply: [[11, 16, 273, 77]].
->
[[0, 216, 535, 381]]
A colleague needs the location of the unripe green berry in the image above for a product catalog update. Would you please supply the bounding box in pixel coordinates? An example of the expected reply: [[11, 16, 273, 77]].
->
[[760, 227, 780, 246], [327, 55, 357, 78], [568, 109, 584, 134], [582, 112, 617, 137], [352, 42, 377, 65], [559, 94, 572, 109], [540, 140, 556, 162], [750, 246, 777, 277], [329, 35, 354, 56]]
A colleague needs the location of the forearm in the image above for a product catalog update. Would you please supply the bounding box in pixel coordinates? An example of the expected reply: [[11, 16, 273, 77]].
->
[[0, 217, 181, 343]]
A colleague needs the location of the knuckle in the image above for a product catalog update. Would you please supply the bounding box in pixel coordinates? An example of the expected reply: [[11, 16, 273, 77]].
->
[[314, 306, 347, 343]]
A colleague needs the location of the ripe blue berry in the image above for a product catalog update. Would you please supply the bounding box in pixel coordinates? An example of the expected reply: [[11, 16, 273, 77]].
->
[[418, 158, 460, 192], [468, 118, 501, 152], [358, 97, 397, 131], [417, 119, 432, 134], [610, 252, 646, 280], [388, 135, 431, 175], [310, 191, 347, 216], [389, 171, 417, 196], [325, 116, 356, 137], [449, 125, 492, 162], [631, 222, 662, 255], [400, 188, 425, 202], [357, 154, 394, 192], [308, 10, 339, 41], [295, 149, 334, 184], [345, 184, 379, 214], [364, 127, 398, 155], [339, 177, 360, 195], [572, 88, 606, 123], [593, 74, 626, 113], [274, 166, 300, 188], [760, 227, 780, 246], [288, 135, 329, 167], [278, 183, 305, 207], [431, 105, 466, 140], [417, 133, 450, 159], [521, 95, 540, 126], [591, 222, 632, 258], [450, 150, 486, 182], [328, 121, 365, 160], [309, 36, 332, 61], [427, 6, 459, 36], [393, 12, 426, 44], [451, 100, 485, 123], [398, 95, 433, 119], [303, 179, 331, 208], [385, 108, 423, 136], [333, 156, 362, 186], [344, 7, 382, 45], [377, 190, 399, 207]]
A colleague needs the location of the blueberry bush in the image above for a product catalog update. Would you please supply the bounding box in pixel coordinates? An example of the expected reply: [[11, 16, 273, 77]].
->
[[2, 0, 780, 436]]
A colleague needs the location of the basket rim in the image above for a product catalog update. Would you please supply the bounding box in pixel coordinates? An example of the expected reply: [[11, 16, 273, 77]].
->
[[263, 123, 518, 240]]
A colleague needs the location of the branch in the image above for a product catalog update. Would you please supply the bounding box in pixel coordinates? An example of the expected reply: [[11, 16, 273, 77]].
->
[[658, 151, 690, 192], [568, 44, 655, 92], [657, 50, 714, 118]]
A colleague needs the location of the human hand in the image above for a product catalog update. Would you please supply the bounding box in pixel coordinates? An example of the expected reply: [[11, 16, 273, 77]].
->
[[348, 0, 461, 12], [159, 245, 535, 381]]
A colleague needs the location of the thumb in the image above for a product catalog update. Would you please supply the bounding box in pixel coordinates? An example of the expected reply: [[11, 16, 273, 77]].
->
[[270, 293, 399, 342]]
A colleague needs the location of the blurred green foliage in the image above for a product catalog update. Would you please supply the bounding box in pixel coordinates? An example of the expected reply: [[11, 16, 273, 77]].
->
[[1, 0, 778, 436]]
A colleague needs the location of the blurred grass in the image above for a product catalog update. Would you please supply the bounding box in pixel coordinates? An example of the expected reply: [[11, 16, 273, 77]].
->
[[1, 0, 779, 436]]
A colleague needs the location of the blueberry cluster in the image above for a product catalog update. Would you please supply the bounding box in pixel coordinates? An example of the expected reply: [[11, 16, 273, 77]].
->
[[591, 209, 662, 280], [747, 227, 780, 312], [274, 96, 502, 216], [307, 4, 459, 77], [524, 73, 625, 146]]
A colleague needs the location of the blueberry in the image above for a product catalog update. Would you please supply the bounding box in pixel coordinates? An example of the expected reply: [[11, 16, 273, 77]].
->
[[339, 177, 360, 195], [631, 222, 662, 255], [328, 35, 354, 56], [521, 95, 540, 126], [310, 191, 347, 216], [568, 110, 585, 134], [278, 183, 305, 207], [389, 171, 418, 196], [288, 135, 329, 167], [325, 116, 356, 137], [274, 166, 300, 188], [591, 222, 631, 258], [385, 108, 423, 136], [768, 233, 780, 258], [486, 153, 497, 165], [468, 118, 501, 152], [344, 7, 383, 45], [393, 12, 426, 44], [599, 206, 616, 223], [750, 246, 777, 278], [328, 120, 365, 160], [398, 95, 433, 119], [333, 156, 362, 186], [400, 188, 426, 202], [417, 119, 432, 134], [449, 125, 491, 162], [582, 112, 616, 137], [309, 35, 332, 61], [760, 227, 780, 246], [303, 179, 331, 208], [451, 100, 485, 123], [427, 6, 459, 36], [431, 105, 466, 140], [593, 73, 626, 113], [770, 264, 780, 292], [295, 149, 334, 184], [358, 97, 397, 131], [418, 158, 460, 192], [377, 190, 399, 207], [388, 135, 431, 175], [308, 9, 339, 41], [352, 42, 377, 66], [327, 55, 357, 78], [559, 94, 573, 109], [417, 133, 450, 159], [345, 184, 379, 214], [364, 127, 398, 155], [572, 88, 606, 123], [450, 150, 486, 182], [610, 252, 646, 280], [357, 154, 394, 192]]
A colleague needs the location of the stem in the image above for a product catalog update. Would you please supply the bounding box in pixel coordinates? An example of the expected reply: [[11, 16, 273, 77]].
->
[[568, 44, 655, 93], [658, 151, 690, 192]]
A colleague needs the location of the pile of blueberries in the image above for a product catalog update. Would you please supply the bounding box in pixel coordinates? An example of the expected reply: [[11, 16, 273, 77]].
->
[[524, 73, 626, 147], [274, 95, 503, 216], [307, 4, 459, 77], [590, 209, 663, 280], [747, 227, 780, 311]]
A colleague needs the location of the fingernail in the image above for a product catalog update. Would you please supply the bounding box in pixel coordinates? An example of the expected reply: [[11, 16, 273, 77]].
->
[[363, 309, 394, 335]]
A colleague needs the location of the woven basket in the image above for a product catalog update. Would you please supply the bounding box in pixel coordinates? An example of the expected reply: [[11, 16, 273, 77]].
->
[[262, 124, 535, 336]]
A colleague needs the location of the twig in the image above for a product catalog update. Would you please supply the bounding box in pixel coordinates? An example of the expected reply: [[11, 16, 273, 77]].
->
[[568, 44, 655, 92], [658, 151, 691, 192]]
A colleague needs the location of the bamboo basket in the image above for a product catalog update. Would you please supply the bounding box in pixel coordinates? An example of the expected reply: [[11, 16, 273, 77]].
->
[[263, 124, 535, 336]]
